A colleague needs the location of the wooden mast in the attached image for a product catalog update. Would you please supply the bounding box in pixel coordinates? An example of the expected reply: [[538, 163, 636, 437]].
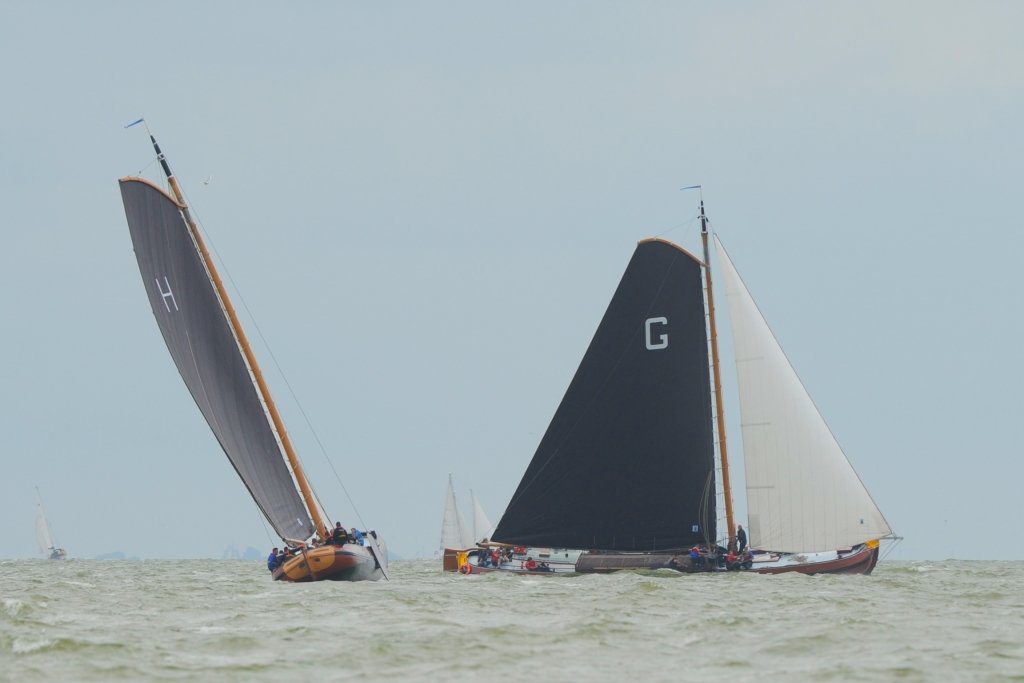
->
[[699, 196, 736, 550], [149, 134, 329, 540]]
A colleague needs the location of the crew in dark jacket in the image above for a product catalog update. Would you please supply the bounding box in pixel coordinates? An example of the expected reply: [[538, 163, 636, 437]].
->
[[737, 525, 748, 552]]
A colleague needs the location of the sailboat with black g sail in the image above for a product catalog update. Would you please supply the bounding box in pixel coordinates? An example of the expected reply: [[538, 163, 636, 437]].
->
[[118, 127, 387, 582], [456, 198, 896, 576]]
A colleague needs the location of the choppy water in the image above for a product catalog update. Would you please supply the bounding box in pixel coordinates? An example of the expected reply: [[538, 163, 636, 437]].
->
[[1, 559, 1021, 681]]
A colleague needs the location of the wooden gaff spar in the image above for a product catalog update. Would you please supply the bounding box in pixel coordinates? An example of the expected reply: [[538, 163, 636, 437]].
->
[[119, 127, 387, 581]]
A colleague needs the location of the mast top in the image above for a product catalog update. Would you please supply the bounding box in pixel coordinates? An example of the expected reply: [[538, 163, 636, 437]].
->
[[681, 184, 708, 235]]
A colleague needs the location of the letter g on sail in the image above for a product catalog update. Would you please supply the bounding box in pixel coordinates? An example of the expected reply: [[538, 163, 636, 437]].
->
[[645, 317, 668, 350]]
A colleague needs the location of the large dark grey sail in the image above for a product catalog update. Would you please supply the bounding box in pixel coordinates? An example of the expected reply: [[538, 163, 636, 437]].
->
[[120, 178, 314, 541], [492, 239, 715, 551]]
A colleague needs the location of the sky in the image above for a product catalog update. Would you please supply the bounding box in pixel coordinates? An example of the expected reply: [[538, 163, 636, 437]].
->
[[1, 2, 1021, 561]]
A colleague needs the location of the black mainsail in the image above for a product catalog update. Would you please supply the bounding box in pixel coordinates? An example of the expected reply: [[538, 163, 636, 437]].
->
[[492, 239, 716, 551], [120, 177, 314, 541]]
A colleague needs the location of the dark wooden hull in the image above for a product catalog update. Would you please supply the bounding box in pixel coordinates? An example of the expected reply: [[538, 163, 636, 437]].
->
[[462, 562, 564, 576], [442, 548, 461, 572], [273, 544, 382, 582], [448, 544, 881, 576], [575, 552, 683, 573]]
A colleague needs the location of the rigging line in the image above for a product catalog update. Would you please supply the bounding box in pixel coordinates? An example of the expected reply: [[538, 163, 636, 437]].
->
[[879, 535, 903, 562], [177, 183, 369, 531], [135, 156, 158, 177], [654, 213, 700, 240], [254, 498, 276, 547]]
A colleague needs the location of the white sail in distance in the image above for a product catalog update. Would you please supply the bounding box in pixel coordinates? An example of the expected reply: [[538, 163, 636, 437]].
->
[[35, 490, 55, 554], [470, 490, 495, 543], [440, 475, 475, 551], [36, 505, 54, 554], [714, 235, 892, 553]]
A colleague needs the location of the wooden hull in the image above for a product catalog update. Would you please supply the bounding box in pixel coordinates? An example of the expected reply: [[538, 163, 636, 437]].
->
[[462, 563, 560, 576], [442, 548, 461, 572], [750, 544, 880, 576], [448, 543, 881, 577], [273, 544, 383, 582]]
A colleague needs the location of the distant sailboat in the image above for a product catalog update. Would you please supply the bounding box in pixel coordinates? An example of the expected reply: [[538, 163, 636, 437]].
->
[[439, 476, 497, 570], [36, 488, 66, 560], [119, 128, 387, 582], [455, 198, 896, 576], [470, 490, 495, 544], [440, 475, 475, 554]]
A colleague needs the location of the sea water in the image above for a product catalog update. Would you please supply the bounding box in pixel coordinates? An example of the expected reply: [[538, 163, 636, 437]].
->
[[1, 559, 1021, 681]]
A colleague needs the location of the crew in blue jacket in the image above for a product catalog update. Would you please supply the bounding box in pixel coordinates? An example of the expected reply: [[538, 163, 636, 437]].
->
[[350, 528, 365, 545], [267, 548, 280, 572]]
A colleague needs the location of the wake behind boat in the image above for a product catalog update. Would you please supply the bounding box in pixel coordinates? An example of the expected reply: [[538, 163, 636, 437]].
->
[[452, 196, 896, 577], [119, 125, 387, 582]]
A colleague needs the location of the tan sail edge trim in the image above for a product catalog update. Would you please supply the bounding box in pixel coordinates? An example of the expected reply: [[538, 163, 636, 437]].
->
[[119, 177, 187, 209], [637, 237, 706, 267]]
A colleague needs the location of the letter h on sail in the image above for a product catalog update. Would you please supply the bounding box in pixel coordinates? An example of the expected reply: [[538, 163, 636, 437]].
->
[[155, 276, 179, 312]]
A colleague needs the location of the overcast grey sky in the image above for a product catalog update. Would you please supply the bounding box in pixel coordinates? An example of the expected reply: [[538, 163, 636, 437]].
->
[[2, 2, 1021, 560]]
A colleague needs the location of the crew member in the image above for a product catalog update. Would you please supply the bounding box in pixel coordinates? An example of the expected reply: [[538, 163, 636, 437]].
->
[[267, 548, 280, 572], [332, 522, 346, 545], [737, 524, 748, 552]]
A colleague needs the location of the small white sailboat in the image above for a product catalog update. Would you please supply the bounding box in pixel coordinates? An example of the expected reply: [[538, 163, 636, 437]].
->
[[440, 474, 475, 556], [470, 490, 495, 544], [440, 476, 496, 570], [36, 488, 66, 560]]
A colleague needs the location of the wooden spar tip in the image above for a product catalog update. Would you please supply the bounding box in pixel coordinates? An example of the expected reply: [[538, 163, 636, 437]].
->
[[118, 177, 187, 208]]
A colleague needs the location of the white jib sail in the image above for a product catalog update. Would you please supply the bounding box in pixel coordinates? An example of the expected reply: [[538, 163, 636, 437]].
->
[[440, 475, 476, 551], [714, 235, 892, 553], [470, 490, 495, 543], [36, 503, 54, 554]]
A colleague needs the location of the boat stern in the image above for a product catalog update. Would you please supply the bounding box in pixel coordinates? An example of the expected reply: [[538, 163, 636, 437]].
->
[[273, 544, 382, 582]]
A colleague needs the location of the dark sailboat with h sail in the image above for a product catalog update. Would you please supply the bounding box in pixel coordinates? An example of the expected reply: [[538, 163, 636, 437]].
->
[[452, 194, 896, 576], [118, 123, 387, 581]]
